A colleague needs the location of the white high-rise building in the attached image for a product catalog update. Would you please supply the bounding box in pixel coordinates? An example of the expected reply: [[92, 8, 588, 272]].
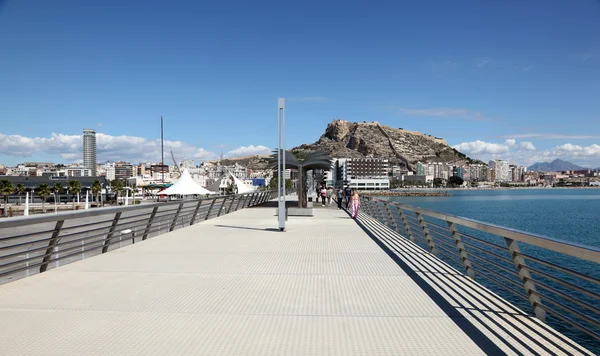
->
[[489, 160, 510, 182], [83, 129, 97, 176]]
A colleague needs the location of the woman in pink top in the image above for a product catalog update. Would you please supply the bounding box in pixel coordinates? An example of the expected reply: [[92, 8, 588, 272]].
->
[[350, 190, 360, 219]]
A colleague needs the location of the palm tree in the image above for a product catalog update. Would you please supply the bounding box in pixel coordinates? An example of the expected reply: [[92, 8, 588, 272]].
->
[[269, 150, 332, 208], [111, 180, 124, 204], [15, 183, 26, 205], [67, 180, 82, 209], [0, 179, 14, 217], [37, 183, 51, 213], [91, 180, 102, 207], [53, 183, 63, 205]]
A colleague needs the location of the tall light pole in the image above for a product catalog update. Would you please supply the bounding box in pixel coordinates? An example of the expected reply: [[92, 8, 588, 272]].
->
[[277, 98, 286, 231], [161, 115, 165, 183]]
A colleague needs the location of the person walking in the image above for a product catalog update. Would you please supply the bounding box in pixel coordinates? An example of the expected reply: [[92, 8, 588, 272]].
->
[[326, 186, 334, 206], [350, 190, 360, 219], [336, 187, 344, 209], [344, 185, 352, 209], [320, 186, 327, 206]]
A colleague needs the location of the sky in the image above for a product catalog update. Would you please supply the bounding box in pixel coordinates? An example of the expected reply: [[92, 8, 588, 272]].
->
[[1, 0, 600, 168]]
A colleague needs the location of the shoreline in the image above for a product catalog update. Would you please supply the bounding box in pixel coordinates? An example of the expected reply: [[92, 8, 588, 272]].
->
[[359, 190, 451, 197]]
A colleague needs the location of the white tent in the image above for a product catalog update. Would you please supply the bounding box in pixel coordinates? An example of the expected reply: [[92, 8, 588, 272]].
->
[[160, 169, 216, 196], [229, 173, 257, 194]]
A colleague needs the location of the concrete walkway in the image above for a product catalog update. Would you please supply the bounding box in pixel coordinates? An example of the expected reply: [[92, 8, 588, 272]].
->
[[0, 199, 592, 355]]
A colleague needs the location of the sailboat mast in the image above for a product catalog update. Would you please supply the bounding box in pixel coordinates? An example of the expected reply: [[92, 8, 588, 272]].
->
[[161, 115, 164, 183]]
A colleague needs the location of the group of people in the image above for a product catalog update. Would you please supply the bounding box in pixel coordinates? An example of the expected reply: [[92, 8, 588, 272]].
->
[[318, 184, 360, 219]]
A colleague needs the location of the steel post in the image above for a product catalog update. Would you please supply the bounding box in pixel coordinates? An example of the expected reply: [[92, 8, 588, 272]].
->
[[39, 220, 64, 273], [169, 203, 184, 231], [102, 212, 122, 254], [416, 212, 437, 254], [505, 237, 546, 321], [190, 200, 203, 225], [447, 222, 475, 279], [142, 206, 159, 240]]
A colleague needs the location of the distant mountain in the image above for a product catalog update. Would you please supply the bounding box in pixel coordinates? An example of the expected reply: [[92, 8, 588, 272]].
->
[[527, 159, 586, 172]]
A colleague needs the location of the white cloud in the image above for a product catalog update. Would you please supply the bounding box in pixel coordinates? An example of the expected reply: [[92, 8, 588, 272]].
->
[[554, 143, 600, 157], [519, 141, 536, 151], [0, 132, 268, 164], [502, 133, 600, 140], [504, 139, 516, 147], [225, 145, 271, 158], [453, 138, 600, 167], [396, 107, 489, 121], [453, 140, 510, 155]]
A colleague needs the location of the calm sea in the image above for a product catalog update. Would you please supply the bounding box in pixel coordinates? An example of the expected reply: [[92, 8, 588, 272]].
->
[[382, 188, 600, 247], [377, 188, 600, 352]]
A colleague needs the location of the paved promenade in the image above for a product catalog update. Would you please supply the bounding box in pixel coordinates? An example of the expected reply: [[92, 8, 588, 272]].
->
[[0, 199, 593, 355]]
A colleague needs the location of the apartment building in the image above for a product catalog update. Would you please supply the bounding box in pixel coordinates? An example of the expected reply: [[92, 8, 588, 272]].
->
[[489, 160, 510, 182], [334, 157, 389, 190]]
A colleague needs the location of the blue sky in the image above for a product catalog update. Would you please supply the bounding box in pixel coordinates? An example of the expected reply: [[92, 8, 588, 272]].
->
[[1, 0, 600, 167]]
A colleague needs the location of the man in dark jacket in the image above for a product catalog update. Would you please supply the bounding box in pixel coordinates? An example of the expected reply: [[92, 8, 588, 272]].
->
[[344, 185, 352, 209]]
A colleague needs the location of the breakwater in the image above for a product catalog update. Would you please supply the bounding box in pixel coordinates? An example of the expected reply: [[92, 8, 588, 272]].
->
[[358, 190, 451, 197]]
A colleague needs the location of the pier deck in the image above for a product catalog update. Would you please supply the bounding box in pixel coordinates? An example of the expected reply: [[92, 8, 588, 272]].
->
[[0, 198, 593, 355]]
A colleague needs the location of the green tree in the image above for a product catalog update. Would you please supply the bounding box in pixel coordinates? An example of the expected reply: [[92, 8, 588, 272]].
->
[[37, 183, 51, 212], [470, 180, 478, 188], [433, 178, 443, 188], [15, 183, 26, 205], [268, 176, 292, 191], [0, 179, 14, 217], [91, 180, 102, 207], [67, 180, 82, 209], [448, 176, 464, 188], [53, 183, 63, 205], [111, 180, 124, 204]]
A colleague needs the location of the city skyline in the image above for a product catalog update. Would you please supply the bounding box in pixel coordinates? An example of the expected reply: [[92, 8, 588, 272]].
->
[[1, 1, 599, 167]]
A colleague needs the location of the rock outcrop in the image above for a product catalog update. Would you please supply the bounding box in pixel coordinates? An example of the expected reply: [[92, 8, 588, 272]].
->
[[292, 120, 472, 171]]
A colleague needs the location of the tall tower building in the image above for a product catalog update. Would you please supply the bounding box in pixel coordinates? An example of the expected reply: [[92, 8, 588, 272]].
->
[[83, 129, 97, 176]]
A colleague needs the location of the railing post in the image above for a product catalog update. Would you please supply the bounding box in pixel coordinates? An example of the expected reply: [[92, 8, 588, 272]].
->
[[227, 196, 237, 214], [416, 212, 437, 254], [504, 237, 546, 321], [190, 200, 203, 225], [142, 206, 159, 240], [398, 209, 415, 242], [375, 201, 388, 225], [169, 203, 184, 232], [102, 212, 122, 253], [364, 198, 376, 216], [246, 193, 256, 208], [235, 194, 244, 211], [447, 222, 475, 279], [205, 198, 217, 220], [39, 220, 64, 273], [216, 197, 228, 217], [384, 203, 401, 234]]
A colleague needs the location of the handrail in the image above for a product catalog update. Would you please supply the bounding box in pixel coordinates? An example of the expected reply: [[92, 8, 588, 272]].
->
[[369, 196, 600, 263], [0, 192, 262, 228], [0, 191, 276, 284], [360, 195, 600, 348]]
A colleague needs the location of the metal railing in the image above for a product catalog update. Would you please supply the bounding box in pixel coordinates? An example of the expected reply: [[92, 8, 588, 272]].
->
[[360, 196, 600, 349], [0, 191, 276, 284]]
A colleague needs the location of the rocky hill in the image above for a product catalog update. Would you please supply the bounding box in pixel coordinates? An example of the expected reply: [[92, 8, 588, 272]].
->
[[292, 120, 473, 171]]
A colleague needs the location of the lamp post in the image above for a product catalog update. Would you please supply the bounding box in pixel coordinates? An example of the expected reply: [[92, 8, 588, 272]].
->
[[277, 98, 286, 231]]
